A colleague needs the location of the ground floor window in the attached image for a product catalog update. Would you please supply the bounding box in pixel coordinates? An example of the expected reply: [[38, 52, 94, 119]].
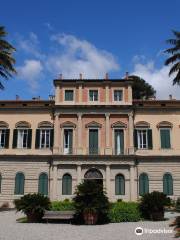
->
[[62, 174, 72, 195], [38, 173, 48, 195], [163, 173, 173, 195], [115, 174, 125, 195], [139, 173, 149, 196], [14, 172, 25, 195]]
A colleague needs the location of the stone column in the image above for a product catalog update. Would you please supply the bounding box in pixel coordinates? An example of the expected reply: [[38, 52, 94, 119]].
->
[[52, 165, 58, 200], [77, 165, 81, 185], [128, 112, 134, 154], [130, 165, 135, 201], [105, 113, 111, 154], [106, 165, 111, 199], [53, 114, 60, 154], [77, 113, 83, 154]]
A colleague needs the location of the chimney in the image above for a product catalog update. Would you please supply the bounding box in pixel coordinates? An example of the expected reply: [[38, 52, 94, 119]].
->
[[59, 74, 63, 80], [169, 94, 172, 100], [125, 72, 129, 79], [79, 73, 83, 80], [105, 73, 109, 80]]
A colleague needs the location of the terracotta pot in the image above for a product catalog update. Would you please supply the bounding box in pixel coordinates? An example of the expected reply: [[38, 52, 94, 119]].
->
[[151, 211, 164, 221], [83, 210, 98, 225]]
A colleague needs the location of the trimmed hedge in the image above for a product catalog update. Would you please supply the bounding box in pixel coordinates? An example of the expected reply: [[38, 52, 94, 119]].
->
[[50, 199, 75, 211], [108, 201, 141, 222]]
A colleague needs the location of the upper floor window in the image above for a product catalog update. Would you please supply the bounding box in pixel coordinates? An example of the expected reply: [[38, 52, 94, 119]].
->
[[64, 129, 73, 154], [0, 121, 9, 149], [160, 129, 171, 149], [65, 90, 74, 101], [114, 90, 123, 101], [134, 122, 152, 150], [35, 122, 53, 149], [13, 122, 32, 149], [89, 90, 98, 101]]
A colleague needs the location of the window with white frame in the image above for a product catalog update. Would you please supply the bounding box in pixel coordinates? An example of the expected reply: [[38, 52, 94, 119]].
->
[[0, 129, 6, 148], [39, 129, 51, 148], [114, 90, 123, 101], [89, 90, 98, 101], [65, 90, 74, 101], [137, 129, 148, 149], [64, 129, 73, 154], [17, 129, 28, 148]]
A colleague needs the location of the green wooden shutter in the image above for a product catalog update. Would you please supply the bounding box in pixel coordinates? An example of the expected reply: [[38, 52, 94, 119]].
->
[[148, 129, 153, 149], [160, 129, 170, 149], [50, 129, 54, 148], [27, 129, 32, 149], [163, 173, 173, 195], [12, 129, 18, 148], [120, 130, 124, 154], [62, 174, 72, 195], [134, 129, 138, 149], [89, 129, 98, 154], [5, 129, 10, 148], [38, 173, 48, 195], [139, 173, 149, 196], [0, 174, 2, 193], [115, 175, 125, 195], [69, 130, 73, 153], [15, 173, 25, 195], [35, 129, 40, 149]]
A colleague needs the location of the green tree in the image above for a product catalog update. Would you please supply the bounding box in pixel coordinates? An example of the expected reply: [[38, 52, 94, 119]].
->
[[130, 75, 156, 99], [0, 26, 16, 89], [164, 30, 180, 85]]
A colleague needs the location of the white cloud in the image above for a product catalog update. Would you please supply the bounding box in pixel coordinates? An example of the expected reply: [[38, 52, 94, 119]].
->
[[47, 34, 119, 78], [132, 60, 179, 99], [17, 60, 43, 92]]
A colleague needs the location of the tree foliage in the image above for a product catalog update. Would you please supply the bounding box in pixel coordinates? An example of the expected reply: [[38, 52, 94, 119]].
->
[[0, 26, 16, 89], [164, 30, 180, 85]]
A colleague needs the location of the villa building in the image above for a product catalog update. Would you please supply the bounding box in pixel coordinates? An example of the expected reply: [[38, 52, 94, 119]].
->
[[0, 77, 179, 206]]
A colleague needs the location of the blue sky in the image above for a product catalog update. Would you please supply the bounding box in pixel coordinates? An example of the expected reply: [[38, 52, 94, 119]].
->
[[1, 0, 180, 100]]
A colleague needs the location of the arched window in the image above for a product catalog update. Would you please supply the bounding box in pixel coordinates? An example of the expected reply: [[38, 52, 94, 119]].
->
[[62, 174, 72, 195], [38, 173, 48, 195], [15, 172, 25, 195], [36, 122, 54, 149], [163, 173, 173, 195], [115, 174, 125, 195], [0, 174, 2, 193], [139, 173, 149, 196]]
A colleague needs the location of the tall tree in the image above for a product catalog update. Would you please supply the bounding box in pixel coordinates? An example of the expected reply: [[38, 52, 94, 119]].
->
[[164, 30, 180, 85], [130, 75, 156, 100], [0, 26, 16, 89]]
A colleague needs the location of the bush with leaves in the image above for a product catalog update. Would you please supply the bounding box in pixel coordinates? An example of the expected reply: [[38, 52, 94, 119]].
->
[[176, 198, 180, 212], [73, 180, 110, 224], [139, 191, 170, 221], [51, 199, 75, 211], [14, 193, 50, 222], [108, 201, 141, 222]]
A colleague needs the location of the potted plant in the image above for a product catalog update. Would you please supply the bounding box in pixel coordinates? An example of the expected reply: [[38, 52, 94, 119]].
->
[[139, 191, 170, 221], [14, 193, 50, 223], [73, 180, 110, 225]]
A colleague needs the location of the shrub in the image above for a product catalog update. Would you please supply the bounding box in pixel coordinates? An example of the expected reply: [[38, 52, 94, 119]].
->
[[139, 191, 169, 221], [108, 201, 141, 222], [176, 198, 180, 212], [73, 180, 110, 224], [51, 199, 75, 211], [14, 193, 50, 223]]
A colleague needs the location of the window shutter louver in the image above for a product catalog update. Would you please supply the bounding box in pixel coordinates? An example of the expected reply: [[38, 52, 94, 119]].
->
[[38, 173, 48, 195], [15, 173, 25, 195], [5, 129, 10, 148], [27, 129, 32, 149], [148, 129, 153, 149], [35, 129, 40, 149], [12, 129, 18, 148], [115, 175, 125, 195], [62, 174, 72, 195], [139, 173, 149, 196], [163, 173, 173, 195], [134, 129, 138, 149], [50, 129, 54, 148]]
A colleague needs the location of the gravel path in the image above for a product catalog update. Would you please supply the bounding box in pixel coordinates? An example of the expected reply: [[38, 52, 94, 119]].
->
[[0, 211, 176, 240]]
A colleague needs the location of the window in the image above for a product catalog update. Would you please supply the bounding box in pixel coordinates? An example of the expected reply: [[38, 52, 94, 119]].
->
[[40, 129, 50, 148], [0, 174, 2, 193], [160, 129, 171, 149], [114, 90, 123, 101], [134, 129, 152, 149], [13, 122, 32, 149], [89, 129, 98, 154], [114, 129, 124, 154], [139, 173, 149, 196], [64, 129, 73, 154], [65, 90, 74, 101], [17, 129, 28, 148], [115, 174, 125, 195], [0, 129, 9, 148], [62, 174, 72, 195], [163, 173, 173, 195], [35, 122, 54, 149], [89, 90, 98, 101], [38, 173, 48, 195], [14, 172, 25, 195]]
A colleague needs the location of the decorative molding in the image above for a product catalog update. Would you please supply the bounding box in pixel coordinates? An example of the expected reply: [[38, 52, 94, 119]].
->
[[135, 121, 150, 128], [85, 121, 102, 128], [0, 121, 9, 128], [157, 121, 173, 128], [111, 121, 127, 128], [38, 121, 53, 128], [60, 121, 76, 128], [15, 121, 31, 128]]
